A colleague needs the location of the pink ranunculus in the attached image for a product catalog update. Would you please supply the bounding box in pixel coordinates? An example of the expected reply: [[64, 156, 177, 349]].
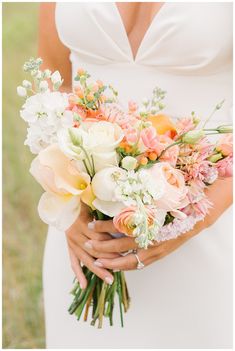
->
[[216, 133, 233, 157], [147, 162, 189, 211], [216, 156, 233, 177], [158, 135, 179, 167], [140, 126, 160, 151], [113, 206, 161, 237]]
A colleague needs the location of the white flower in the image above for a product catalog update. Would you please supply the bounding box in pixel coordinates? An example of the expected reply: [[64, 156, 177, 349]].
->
[[17, 86, 27, 97], [44, 69, 51, 78], [39, 80, 49, 92], [20, 91, 73, 154], [121, 156, 137, 170], [58, 121, 124, 172], [22, 80, 32, 89], [51, 70, 62, 84], [91, 167, 126, 216]]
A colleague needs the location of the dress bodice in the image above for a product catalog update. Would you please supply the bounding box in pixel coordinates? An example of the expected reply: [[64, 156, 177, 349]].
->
[[55, 2, 232, 125]]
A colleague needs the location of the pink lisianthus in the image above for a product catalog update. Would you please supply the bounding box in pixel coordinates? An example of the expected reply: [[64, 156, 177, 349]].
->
[[147, 162, 189, 211], [158, 135, 179, 166], [216, 133, 233, 157], [216, 155, 233, 177]]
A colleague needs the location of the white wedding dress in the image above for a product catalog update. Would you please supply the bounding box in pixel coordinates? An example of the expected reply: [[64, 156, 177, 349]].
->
[[43, 3, 233, 348]]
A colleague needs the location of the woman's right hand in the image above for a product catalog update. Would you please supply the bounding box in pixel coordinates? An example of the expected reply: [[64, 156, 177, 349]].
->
[[66, 202, 118, 289]]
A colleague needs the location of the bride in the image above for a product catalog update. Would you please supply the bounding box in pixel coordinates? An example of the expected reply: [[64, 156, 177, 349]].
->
[[39, 2, 232, 348]]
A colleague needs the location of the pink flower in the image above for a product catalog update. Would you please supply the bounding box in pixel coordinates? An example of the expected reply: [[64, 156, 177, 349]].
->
[[175, 117, 195, 136], [183, 196, 212, 218], [158, 135, 179, 166], [125, 127, 139, 145], [216, 156, 233, 177], [140, 127, 160, 151], [216, 133, 233, 156], [113, 206, 160, 237], [147, 162, 189, 211], [128, 100, 138, 113]]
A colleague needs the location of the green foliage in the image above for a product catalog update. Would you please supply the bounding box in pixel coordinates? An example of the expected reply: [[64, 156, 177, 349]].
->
[[3, 3, 46, 348]]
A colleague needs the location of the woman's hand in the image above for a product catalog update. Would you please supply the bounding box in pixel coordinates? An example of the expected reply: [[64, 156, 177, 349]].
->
[[66, 203, 119, 289], [89, 177, 233, 271]]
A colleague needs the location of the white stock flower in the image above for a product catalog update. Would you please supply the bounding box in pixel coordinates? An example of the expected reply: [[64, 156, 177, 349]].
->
[[51, 70, 62, 84], [39, 80, 49, 92], [20, 92, 73, 154], [22, 80, 32, 89], [17, 86, 27, 97]]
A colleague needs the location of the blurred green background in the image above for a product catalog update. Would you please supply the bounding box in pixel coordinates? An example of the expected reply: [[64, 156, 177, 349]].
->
[[3, 3, 47, 348]]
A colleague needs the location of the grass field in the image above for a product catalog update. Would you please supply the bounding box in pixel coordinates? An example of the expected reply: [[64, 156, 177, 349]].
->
[[2, 3, 47, 348]]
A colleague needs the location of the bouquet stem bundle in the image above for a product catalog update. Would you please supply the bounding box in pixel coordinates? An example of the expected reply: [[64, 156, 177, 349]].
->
[[68, 268, 130, 328]]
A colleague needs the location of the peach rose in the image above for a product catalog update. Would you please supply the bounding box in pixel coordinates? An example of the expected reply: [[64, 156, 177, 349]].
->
[[30, 144, 93, 230], [147, 162, 189, 212]]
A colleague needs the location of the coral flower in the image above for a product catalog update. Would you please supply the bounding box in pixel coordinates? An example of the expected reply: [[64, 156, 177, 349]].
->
[[148, 113, 177, 138]]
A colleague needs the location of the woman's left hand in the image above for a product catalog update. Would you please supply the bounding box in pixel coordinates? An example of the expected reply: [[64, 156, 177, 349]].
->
[[87, 177, 232, 271], [88, 218, 205, 271]]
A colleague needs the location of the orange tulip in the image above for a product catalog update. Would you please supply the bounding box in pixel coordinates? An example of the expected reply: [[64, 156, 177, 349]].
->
[[148, 113, 177, 138]]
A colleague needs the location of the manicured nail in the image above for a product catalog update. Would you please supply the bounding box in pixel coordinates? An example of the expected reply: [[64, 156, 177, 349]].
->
[[88, 221, 95, 230], [105, 276, 114, 285], [84, 240, 93, 249], [94, 260, 103, 267]]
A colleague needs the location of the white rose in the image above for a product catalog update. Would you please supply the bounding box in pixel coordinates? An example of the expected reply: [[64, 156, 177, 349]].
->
[[58, 121, 124, 172]]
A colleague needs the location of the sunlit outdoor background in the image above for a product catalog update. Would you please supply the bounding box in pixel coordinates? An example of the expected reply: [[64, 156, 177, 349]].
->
[[3, 3, 47, 348]]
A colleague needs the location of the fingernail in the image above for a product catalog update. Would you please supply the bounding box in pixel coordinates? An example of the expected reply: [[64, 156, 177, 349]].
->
[[84, 240, 93, 249], [94, 260, 103, 267], [105, 276, 114, 285], [113, 269, 120, 272], [88, 221, 95, 230]]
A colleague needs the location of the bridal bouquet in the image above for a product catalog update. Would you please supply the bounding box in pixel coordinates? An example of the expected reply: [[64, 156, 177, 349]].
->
[[18, 58, 233, 328]]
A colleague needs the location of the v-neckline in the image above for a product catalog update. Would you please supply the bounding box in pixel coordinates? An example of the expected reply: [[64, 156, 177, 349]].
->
[[113, 2, 166, 62]]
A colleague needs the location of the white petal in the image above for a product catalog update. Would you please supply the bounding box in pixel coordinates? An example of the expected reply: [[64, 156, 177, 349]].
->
[[38, 192, 80, 231], [92, 199, 125, 217]]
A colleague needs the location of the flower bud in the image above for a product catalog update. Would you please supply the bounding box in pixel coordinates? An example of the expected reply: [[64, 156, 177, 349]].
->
[[51, 70, 62, 84], [217, 125, 233, 133], [39, 80, 49, 92], [44, 69, 51, 78], [22, 80, 32, 89], [181, 129, 205, 144], [121, 156, 138, 170], [17, 86, 27, 97], [208, 153, 223, 163]]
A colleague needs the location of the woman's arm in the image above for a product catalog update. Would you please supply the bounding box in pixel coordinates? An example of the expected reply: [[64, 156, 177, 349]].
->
[[38, 3, 72, 91], [87, 177, 233, 270]]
